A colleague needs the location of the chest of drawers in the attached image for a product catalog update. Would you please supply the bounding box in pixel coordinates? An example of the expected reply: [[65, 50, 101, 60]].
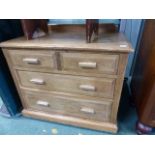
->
[[0, 32, 133, 133]]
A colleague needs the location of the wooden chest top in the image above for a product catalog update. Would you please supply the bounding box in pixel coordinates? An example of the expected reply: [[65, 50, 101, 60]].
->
[[0, 32, 133, 53]]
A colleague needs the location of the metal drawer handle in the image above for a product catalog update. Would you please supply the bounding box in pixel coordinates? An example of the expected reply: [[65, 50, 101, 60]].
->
[[78, 62, 97, 69], [80, 107, 95, 114], [30, 78, 45, 85], [23, 58, 39, 64], [36, 100, 49, 107], [79, 84, 96, 91]]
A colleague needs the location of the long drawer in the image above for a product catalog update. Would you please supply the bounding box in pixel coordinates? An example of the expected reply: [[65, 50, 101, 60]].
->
[[23, 90, 112, 122], [8, 50, 57, 71], [17, 71, 115, 99], [60, 52, 119, 75]]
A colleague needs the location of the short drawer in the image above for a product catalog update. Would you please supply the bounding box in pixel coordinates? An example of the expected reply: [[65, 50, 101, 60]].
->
[[60, 52, 119, 75], [17, 71, 115, 99], [23, 90, 112, 122], [8, 50, 57, 71]]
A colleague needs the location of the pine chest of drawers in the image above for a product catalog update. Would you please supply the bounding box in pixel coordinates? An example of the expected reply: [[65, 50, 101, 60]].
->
[[0, 32, 133, 133]]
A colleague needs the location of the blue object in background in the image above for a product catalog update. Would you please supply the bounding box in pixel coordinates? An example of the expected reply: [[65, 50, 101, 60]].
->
[[48, 19, 120, 25], [0, 20, 23, 116], [0, 61, 21, 116]]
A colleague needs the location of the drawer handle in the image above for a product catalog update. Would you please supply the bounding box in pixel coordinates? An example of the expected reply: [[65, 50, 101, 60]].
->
[[79, 84, 96, 91], [30, 78, 45, 85], [78, 62, 97, 69], [80, 107, 95, 114], [23, 58, 39, 64], [36, 100, 49, 107]]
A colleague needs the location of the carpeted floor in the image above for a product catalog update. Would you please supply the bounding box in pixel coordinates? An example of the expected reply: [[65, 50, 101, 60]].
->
[[0, 107, 137, 135]]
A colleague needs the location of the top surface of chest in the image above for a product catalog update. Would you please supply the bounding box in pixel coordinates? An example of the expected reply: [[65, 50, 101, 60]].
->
[[0, 32, 133, 53]]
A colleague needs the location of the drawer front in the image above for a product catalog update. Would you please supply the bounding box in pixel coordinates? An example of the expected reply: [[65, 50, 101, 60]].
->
[[23, 91, 112, 122], [60, 53, 119, 75], [17, 71, 115, 99], [9, 50, 57, 71]]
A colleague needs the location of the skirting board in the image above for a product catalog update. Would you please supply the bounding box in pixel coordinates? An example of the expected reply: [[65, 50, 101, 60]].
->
[[22, 109, 118, 133]]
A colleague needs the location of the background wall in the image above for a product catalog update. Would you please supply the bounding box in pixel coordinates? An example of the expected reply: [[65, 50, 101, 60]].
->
[[120, 19, 143, 78]]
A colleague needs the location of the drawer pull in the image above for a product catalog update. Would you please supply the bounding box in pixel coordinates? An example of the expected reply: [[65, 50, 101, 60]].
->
[[23, 58, 39, 64], [78, 62, 97, 69], [79, 84, 96, 91], [36, 100, 49, 107], [30, 78, 45, 85], [80, 107, 95, 114]]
